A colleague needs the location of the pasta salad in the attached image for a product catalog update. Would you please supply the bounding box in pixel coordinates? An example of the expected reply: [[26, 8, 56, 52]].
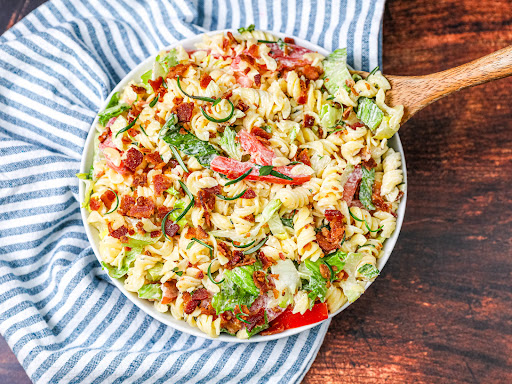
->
[[79, 27, 405, 339]]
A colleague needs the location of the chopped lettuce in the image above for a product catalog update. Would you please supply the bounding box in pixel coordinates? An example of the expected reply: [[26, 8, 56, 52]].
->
[[268, 213, 288, 240], [165, 186, 179, 196], [271, 259, 300, 293], [357, 263, 380, 280], [212, 264, 259, 314], [141, 69, 152, 84], [138, 284, 163, 301], [322, 48, 353, 95], [247, 312, 268, 338], [123, 233, 159, 249], [76, 173, 94, 211], [238, 24, 255, 33], [220, 127, 242, 161], [324, 249, 348, 275], [153, 49, 179, 79], [359, 166, 376, 211], [102, 247, 140, 279], [169, 200, 187, 229], [356, 97, 384, 131], [319, 104, 343, 129], [256, 199, 282, 225], [339, 253, 365, 303], [147, 262, 164, 282], [98, 92, 130, 126]]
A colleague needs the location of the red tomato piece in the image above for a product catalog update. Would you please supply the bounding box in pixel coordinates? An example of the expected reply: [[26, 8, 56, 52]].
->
[[238, 130, 275, 166], [210, 156, 311, 185], [98, 134, 130, 175], [265, 303, 329, 334]]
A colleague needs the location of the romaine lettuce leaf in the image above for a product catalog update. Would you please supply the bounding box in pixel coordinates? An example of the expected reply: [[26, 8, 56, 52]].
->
[[212, 264, 259, 314], [98, 92, 130, 126], [359, 166, 376, 211], [322, 48, 353, 95], [356, 97, 384, 131], [319, 104, 343, 129], [102, 246, 140, 279], [146, 262, 164, 282], [357, 263, 380, 280], [220, 127, 242, 161], [138, 284, 163, 301]]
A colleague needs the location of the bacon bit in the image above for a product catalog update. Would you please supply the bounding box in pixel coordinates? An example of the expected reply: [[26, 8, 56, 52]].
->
[[148, 77, 168, 99], [145, 152, 163, 166], [342, 106, 353, 120], [284, 37, 295, 44], [243, 67, 251, 75], [130, 101, 145, 117], [100, 189, 116, 210], [253, 270, 273, 295], [366, 82, 371, 90], [254, 73, 261, 86], [220, 311, 244, 334], [222, 37, 229, 51], [121, 136, 131, 146], [225, 250, 256, 270], [197, 270, 204, 280], [226, 31, 238, 46], [196, 185, 221, 227], [319, 264, 331, 279], [98, 128, 110, 143], [302, 65, 323, 80], [372, 182, 391, 213], [246, 308, 266, 332], [183, 288, 210, 314], [132, 173, 148, 187], [128, 196, 155, 218], [174, 102, 194, 123], [89, 197, 101, 211], [164, 222, 179, 238], [222, 90, 233, 100], [260, 321, 285, 336], [153, 174, 172, 196], [200, 73, 213, 89], [123, 147, 143, 172], [258, 251, 275, 270], [155, 113, 166, 125], [240, 53, 256, 66], [303, 114, 315, 128], [345, 79, 359, 97], [199, 299, 217, 317], [161, 281, 179, 304], [297, 79, 308, 105], [279, 252, 286, 260], [157, 205, 170, 219], [247, 44, 260, 58], [150, 230, 161, 238], [217, 242, 231, 258], [337, 270, 348, 281], [236, 101, 249, 112], [131, 84, 147, 94], [195, 226, 209, 240], [118, 195, 135, 215], [362, 157, 377, 170], [109, 224, 128, 239], [251, 126, 272, 140], [316, 209, 346, 252], [136, 221, 145, 234], [173, 96, 184, 107], [242, 214, 255, 222], [241, 189, 256, 199], [127, 127, 140, 138], [294, 148, 311, 167], [343, 165, 363, 204], [167, 63, 191, 80]]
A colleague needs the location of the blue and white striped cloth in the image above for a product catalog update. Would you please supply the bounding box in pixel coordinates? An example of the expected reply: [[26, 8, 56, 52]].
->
[[0, 0, 385, 382]]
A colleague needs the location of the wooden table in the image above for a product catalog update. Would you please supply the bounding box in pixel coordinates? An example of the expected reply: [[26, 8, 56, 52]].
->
[[1, 1, 511, 383]]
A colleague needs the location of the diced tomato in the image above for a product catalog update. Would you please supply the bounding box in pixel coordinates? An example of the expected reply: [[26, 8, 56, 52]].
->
[[238, 130, 275, 166], [211, 156, 311, 185], [264, 303, 329, 334]]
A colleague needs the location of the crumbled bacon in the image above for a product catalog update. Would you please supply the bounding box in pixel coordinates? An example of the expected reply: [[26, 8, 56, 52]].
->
[[196, 185, 221, 226], [166, 64, 191, 80], [123, 148, 143, 172], [342, 165, 362, 204], [226, 31, 238, 46], [220, 311, 244, 334], [346, 79, 359, 97], [319, 263, 331, 279], [131, 84, 147, 94], [297, 79, 308, 104], [260, 322, 286, 336], [128, 196, 155, 218], [241, 189, 256, 199], [157, 205, 170, 219], [153, 174, 172, 196], [127, 127, 140, 138], [100, 189, 116, 210], [98, 128, 110, 143], [251, 126, 272, 140], [253, 270, 273, 295], [146, 152, 163, 166], [254, 73, 261, 86], [175, 102, 194, 123], [195, 226, 209, 240], [316, 209, 346, 252], [164, 221, 179, 238], [183, 288, 210, 315], [302, 64, 322, 80], [304, 114, 315, 128], [89, 197, 101, 211], [150, 230, 161, 238], [246, 308, 266, 332], [173, 96, 184, 107], [109, 224, 128, 239], [118, 195, 135, 215], [161, 280, 179, 304], [284, 37, 295, 44], [121, 136, 132, 146], [258, 250, 275, 270], [136, 221, 145, 234], [200, 73, 213, 89], [295, 148, 311, 166], [247, 44, 260, 58], [132, 173, 148, 187], [225, 250, 256, 270], [372, 181, 391, 213], [342, 106, 353, 120], [362, 157, 377, 170], [217, 241, 232, 259], [236, 101, 249, 112], [148, 77, 168, 99], [242, 214, 255, 222]]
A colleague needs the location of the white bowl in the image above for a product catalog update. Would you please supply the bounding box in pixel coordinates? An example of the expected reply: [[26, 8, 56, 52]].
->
[[79, 29, 407, 343]]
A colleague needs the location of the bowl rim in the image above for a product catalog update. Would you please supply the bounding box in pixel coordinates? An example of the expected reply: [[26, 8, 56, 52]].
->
[[79, 28, 407, 343]]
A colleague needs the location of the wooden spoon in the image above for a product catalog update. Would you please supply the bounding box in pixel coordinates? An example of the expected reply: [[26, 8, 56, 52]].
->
[[354, 45, 512, 123]]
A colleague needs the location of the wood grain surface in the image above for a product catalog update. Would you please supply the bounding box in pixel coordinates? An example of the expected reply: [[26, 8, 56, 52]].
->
[[1, 1, 511, 384]]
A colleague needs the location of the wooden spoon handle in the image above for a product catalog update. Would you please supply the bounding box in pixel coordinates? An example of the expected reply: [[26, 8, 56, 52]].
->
[[387, 45, 512, 122]]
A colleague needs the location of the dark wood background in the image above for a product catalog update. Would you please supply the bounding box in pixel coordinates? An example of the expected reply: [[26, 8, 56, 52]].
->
[[1, 0, 511, 383]]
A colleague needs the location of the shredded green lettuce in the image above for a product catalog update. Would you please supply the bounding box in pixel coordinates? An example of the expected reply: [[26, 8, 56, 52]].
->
[[76, 173, 94, 211], [356, 97, 384, 131], [322, 48, 353, 95], [256, 199, 282, 225], [146, 262, 164, 282], [212, 264, 260, 314], [268, 213, 288, 240], [102, 247, 141, 279], [319, 104, 343, 129], [357, 263, 380, 280], [154, 49, 179, 79], [339, 253, 365, 303], [219, 127, 242, 161], [238, 24, 255, 33], [165, 186, 180, 196], [359, 166, 376, 211], [98, 92, 130, 127], [141, 69, 152, 84], [138, 284, 163, 301]]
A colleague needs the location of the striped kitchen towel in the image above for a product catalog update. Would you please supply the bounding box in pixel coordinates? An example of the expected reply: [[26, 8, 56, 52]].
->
[[0, 0, 385, 382]]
